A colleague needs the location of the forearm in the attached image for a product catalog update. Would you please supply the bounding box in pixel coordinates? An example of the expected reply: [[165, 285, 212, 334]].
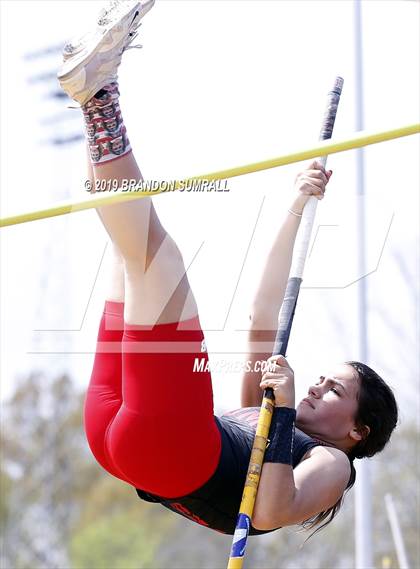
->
[[252, 463, 297, 529], [240, 348, 271, 407], [252, 404, 298, 529], [241, 164, 330, 408], [241, 195, 309, 408], [249, 193, 308, 330]]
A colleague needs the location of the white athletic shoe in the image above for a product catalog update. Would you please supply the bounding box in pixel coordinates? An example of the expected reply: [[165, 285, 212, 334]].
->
[[57, 0, 155, 106]]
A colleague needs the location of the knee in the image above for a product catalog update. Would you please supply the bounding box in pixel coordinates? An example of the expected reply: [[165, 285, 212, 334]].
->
[[123, 232, 183, 267]]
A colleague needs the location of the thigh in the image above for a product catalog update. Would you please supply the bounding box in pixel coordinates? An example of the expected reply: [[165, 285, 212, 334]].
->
[[123, 242, 199, 326], [84, 302, 128, 481], [106, 314, 222, 497]]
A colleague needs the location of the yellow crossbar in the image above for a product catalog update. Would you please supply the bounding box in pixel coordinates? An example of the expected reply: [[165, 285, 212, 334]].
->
[[1, 123, 418, 228]]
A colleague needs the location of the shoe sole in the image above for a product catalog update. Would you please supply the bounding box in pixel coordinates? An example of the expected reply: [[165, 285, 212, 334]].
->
[[57, 0, 153, 81]]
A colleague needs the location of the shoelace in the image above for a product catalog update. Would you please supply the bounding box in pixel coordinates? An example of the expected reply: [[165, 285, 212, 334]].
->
[[66, 3, 144, 108], [121, 15, 144, 51], [123, 30, 143, 51]]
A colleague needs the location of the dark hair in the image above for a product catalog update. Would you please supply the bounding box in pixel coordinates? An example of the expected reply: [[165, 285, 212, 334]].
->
[[301, 361, 399, 537]]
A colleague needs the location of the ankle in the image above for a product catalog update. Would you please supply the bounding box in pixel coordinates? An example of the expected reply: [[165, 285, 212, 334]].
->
[[82, 83, 132, 165]]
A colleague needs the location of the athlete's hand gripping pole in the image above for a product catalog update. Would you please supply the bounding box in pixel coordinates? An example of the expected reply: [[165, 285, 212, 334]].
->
[[227, 77, 344, 569]]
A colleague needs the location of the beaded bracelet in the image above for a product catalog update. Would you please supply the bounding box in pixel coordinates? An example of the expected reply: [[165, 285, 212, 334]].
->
[[264, 407, 296, 465]]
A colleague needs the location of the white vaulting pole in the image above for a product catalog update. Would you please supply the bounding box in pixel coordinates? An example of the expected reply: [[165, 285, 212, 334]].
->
[[354, 1, 373, 568], [384, 494, 410, 569]]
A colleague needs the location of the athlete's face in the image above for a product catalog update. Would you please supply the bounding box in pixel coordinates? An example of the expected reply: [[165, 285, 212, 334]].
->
[[296, 364, 364, 452]]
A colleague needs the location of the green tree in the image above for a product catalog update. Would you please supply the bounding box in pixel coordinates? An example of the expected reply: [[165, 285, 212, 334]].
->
[[1, 372, 101, 568], [71, 509, 159, 569], [1, 371, 173, 569]]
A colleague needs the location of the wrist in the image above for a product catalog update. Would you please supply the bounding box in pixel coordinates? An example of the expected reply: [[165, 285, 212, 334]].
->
[[274, 392, 295, 409], [275, 402, 295, 409], [289, 194, 308, 216], [264, 407, 296, 464]]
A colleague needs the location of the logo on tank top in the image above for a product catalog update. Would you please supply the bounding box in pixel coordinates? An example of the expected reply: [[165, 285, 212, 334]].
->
[[170, 502, 210, 528]]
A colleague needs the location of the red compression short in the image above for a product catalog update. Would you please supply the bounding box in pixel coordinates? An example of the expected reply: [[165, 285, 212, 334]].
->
[[84, 301, 222, 498]]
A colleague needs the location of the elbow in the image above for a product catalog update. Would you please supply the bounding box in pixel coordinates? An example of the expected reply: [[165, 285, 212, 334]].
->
[[252, 495, 297, 530], [247, 311, 277, 343], [251, 507, 285, 531], [252, 512, 293, 531], [251, 512, 274, 532], [249, 306, 276, 330]]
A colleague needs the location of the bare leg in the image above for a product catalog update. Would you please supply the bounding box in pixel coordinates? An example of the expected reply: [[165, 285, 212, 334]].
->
[[84, 154, 132, 483], [64, 5, 220, 496], [94, 152, 198, 326], [103, 241, 125, 303], [87, 152, 126, 303]]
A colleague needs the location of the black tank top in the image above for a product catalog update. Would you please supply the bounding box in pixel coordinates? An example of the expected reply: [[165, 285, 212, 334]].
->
[[135, 407, 331, 535]]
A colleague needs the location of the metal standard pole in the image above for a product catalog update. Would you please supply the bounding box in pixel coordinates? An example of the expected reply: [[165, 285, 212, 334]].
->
[[384, 494, 410, 569], [354, 1, 373, 567]]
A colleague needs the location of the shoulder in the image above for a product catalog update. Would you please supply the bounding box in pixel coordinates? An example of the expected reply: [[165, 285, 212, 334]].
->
[[305, 444, 349, 461], [301, 445, 352, 484]]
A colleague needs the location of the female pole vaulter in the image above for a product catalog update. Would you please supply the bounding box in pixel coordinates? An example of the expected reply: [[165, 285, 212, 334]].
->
[[57, 0, 398, 536]]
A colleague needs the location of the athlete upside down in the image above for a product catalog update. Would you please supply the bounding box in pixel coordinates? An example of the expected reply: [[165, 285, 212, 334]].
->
[[58, 0, 398, 536]]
